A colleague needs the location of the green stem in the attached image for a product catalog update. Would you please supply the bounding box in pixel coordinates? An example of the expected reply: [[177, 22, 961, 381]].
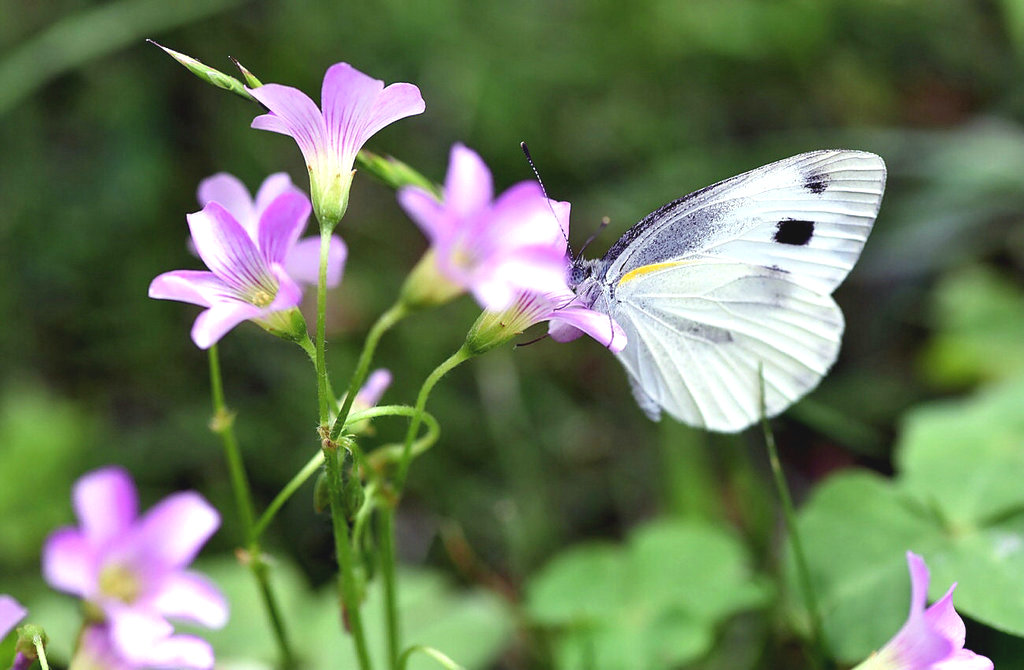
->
[[395, 345, 473, 491], [253, 449, 324, 538], [378, 347, 473, 669], [315, 229, 333, 424], [33, 634, 50, 670], [208, 346, 295, 669], [324, 445, 373, 670], [329, 302, 409, 441], [761, 416, 828, 669], [397, 645, 466, 670], [379, 509, 400, 670]]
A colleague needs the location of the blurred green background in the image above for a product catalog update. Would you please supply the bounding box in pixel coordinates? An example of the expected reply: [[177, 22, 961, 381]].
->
[[3, 0, 1024, 668]]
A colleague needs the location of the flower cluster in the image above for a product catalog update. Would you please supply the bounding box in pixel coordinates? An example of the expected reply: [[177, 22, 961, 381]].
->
[[398, 143, 625, 352], [43, 467, 226, 669]]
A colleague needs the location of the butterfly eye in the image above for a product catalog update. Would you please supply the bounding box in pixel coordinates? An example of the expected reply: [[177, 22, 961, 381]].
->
[[570, 264, 588, 287]]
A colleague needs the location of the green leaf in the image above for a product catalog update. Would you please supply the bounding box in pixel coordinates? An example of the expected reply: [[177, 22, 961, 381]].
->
[[897, 378, 1024, 527], [922, 267, 1024, 386], [194, 557, 512, 670], [526, 519, 769, 669], [525, 543, 624, 625], [793, 472, 945, 661], [793, 378, 1024, 662], [302, 567, 512, 670]]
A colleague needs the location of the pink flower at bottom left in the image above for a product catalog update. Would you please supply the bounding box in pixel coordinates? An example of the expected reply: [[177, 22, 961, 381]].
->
[[43, 467, 227, 669]]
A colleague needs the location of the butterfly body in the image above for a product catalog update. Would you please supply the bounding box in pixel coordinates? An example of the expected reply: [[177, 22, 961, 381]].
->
[[568, 150, 886, 433]]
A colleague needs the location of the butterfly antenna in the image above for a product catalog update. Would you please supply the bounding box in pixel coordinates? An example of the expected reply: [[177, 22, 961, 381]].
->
[[521, 141, 571, 250], [513, 333, 550, 349], [575, 216, 610, 262]]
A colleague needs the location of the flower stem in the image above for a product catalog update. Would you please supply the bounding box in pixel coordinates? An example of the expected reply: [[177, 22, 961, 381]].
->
[[208, 346, 295, 669], [312, 220, 374, 670], [329, 302, 409, 441], [395, 345, 474, 491], [253, 449, 325, 538], [397, 645, 466, 670], [760, 416, 828, 669], [33, 634, 50, 670], [378, 346, 474, 669], [315, 228, 334, 425], [323, 444, 373, 670], [379, 509, 400, 670]]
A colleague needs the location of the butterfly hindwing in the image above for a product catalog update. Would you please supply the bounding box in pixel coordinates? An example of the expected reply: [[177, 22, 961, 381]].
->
[[600, 259, 844, 432]]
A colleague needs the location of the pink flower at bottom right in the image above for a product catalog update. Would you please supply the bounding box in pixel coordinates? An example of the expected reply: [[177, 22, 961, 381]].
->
[[854, 552, 992, 670]]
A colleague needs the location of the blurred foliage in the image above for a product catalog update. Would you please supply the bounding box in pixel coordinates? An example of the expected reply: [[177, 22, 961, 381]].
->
[[2, 0, 1024, 667], [792, 378, 1024, 662], [525, 519, 770, 669]]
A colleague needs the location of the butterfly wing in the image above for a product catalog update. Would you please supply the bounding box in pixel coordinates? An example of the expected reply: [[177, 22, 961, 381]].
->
[[601, 260, 844, 432], [602, 150, 886, 294]]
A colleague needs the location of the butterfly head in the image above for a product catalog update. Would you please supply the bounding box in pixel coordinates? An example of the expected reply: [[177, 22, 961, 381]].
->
[[569, 259, 591, 289]]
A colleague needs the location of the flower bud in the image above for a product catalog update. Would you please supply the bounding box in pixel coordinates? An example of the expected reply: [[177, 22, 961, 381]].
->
[[355, 150, 440, 194], [311, 170, 354, 232], [399, 251, 464, 311], [15, 624, 46, 660], [254, 307, 309, 344], [313, 471, 330, 514], [148, 41, 254, 102]]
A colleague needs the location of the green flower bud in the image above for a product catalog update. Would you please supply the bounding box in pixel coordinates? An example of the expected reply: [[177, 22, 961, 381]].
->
[[148, 40, 254, 102], [254, 307, 308, 344], [399, 251, 464, 311]]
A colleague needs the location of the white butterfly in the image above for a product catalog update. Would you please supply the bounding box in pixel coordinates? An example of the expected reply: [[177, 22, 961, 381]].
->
[[569, 150, 887, 433]]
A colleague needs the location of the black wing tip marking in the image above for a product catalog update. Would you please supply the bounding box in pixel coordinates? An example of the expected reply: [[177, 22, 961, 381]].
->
[[803, 172, 829, 194], [774, 219, 815, 246]]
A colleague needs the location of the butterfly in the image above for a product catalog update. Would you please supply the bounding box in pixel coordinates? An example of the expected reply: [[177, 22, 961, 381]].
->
[[568, 150, 887, 433]]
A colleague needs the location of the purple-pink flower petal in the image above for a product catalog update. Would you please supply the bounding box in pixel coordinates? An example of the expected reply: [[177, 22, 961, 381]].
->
[[256, 191, 311, 265], [188, 203, 275, 295], [321, 63, 425, 163], [108, 607, 216, 668], [253, 173, 296, 215], [191, 302, 263, 350], [197, 173, 255, 231], [74, 467, 138, 547], [285, 236, 347, 288], [860, 552, 992, 670], [355, 369, 392, 409], [151, 572, 228, 629], [398, 187, 448, 241], [444, 143, 493, 218], [249, 83, 325, 165], [549, 302, 627, 353], [135, 492, 220, 569], [148, 270, 230, 309], [0, 595, 26, 640], [42, 528, 97, 598]]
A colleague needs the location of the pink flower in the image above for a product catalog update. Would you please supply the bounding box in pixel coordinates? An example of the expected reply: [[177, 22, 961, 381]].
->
[[149, 177, 327, 348], [353, 368, 392, 412], [465, 198, 625, 353], [43, 467, 227, 670], [398, 143, 571, 311], [249, 63, 425, 227], [0, 595, 25, 641], [196, 172, 346, 287], [854, 552, 992, 670]]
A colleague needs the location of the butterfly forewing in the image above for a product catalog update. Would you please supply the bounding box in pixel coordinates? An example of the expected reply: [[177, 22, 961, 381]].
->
[[603, 150, 886, 295]]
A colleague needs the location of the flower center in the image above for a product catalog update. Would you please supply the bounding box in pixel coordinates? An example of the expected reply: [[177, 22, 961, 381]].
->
[[250, 287, 276, 307], [98, 564, 142, 604]]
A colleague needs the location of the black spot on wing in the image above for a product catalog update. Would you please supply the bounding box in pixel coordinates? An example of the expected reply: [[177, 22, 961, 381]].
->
[[774, 219, 814, 246], [803, 171, 829, 194]]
